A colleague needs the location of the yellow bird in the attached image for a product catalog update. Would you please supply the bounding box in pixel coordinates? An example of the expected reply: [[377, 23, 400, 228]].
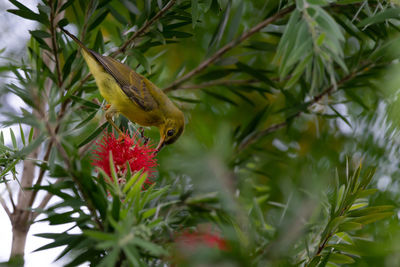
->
[[61, 28, 184, 151]]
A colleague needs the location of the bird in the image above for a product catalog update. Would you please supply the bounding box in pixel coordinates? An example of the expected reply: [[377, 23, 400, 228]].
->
[[61, 28, 184, 152]]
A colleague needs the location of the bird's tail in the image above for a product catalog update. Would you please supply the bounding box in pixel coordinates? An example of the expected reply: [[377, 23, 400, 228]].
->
[[60, 28, 91, 54]]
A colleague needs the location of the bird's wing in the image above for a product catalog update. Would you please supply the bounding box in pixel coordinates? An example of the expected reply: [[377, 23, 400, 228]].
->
[[90, 51, 158, 111]]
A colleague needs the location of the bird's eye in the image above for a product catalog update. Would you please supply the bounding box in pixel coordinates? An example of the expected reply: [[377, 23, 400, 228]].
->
[[167, 129, 175, 137]]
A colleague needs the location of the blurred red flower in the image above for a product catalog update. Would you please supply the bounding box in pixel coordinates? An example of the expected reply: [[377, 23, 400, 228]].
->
[[92, 132, 157, 184], [176, 230, 228, 251]]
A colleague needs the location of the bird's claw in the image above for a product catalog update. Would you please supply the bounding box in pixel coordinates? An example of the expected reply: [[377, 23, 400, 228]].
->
[[138, 127, 149, 145]]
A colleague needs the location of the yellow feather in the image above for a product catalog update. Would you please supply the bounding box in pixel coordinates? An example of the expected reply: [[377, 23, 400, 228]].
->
[[62, 28, 184, 151]]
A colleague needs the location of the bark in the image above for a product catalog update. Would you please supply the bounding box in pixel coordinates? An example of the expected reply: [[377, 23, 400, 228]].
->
[[9, 147, 38, 260], [10, 222, 29, 259]]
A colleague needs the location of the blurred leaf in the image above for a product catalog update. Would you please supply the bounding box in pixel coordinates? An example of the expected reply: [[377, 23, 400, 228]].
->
[[358, 8, 400, 27], [78, 122, 108, 147], [208, 0, 231, 50], [328, 253, 355, 264]]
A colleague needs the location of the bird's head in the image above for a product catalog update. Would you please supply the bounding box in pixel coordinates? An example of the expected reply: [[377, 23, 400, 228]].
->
[[156, 110, 185, 152]]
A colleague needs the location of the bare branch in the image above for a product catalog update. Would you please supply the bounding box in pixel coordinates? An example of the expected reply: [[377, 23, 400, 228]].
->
[[0, 195, 12, 218], [5, 181, 16, 211], [27, 144, 52, 209], [163, 5, 296, 92], [111, 0, 177, 57]]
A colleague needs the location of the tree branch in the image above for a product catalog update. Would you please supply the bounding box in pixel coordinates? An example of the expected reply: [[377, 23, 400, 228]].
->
[[163, 4, 296, 93], [111, 0, 176, 57], [0, 195, 12, 218], [5, 181, 16, 211], [27, 143, 52, 210], [238, 68, 365, 151]]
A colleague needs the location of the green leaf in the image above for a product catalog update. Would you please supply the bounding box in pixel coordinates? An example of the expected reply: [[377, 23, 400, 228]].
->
[[352, 212, 394, 225], [60, 0, 76, 11], [123, 171, 143, 194], [109, 6, 128, 25], [0, 160, 18, 177], [88, 9, 109, 31], [70, 95, 100, 109], [226, 1, 244, 42], [84, 230, 115, 241], [202, 90, 237, 106], [336, 0, 364, 3], [327, 243, 363, 256], [141, 207, 156, 219], [130, 237, 167, 256], [349, 202, 368, 211], [356, 188, 377, 199], [191, 0, 199, 28], [285, 53, 312, 88], [335, 184, 345, 212], [122, 246, 140, 266], [33, 234, 82, 252], [9, 128, 17, 149], [163, 30, 193, 38], [208, 0, 232, 50], [8, 2, 48, 25], [131, 50, 151, 74], [236, 62, 275, 87], [19, 124, 25, 146], [358, 8, 400, 27], [78, 122, 108, 147], [62, 50, 78, 80], [74, 110, 98, 130], [307, 0, 328, 5], [186, 192, 219, 204], [307, 256, 321, 267], [58, 18, 69, 28], [28, 127, 34, 143], [338, 222, 362, 232], [237, 106, 269, 142], [348, 205, 395, 217], [328, 253, 355, 264], [30, 30, 51, 39]]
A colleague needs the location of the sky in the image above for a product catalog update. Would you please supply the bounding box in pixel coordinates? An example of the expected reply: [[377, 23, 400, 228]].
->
[[0, 0, 80, 266]]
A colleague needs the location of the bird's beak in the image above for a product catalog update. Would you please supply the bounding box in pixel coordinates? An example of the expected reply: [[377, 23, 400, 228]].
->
[[155, 135, 166, 153]]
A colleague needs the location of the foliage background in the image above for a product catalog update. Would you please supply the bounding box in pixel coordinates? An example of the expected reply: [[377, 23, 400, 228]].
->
[[1, 0, 400, 266]]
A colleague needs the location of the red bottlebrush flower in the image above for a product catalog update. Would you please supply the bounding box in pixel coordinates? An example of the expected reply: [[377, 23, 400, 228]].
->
[[92, 132, 157, 184], [176, 230, 228, 251]]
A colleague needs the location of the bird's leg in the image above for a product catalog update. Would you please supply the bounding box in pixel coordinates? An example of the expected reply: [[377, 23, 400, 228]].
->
[[138, 127, 149, 145], [105, 106, 124, 137]]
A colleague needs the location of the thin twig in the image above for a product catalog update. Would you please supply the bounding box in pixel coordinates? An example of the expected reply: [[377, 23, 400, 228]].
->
[[163, 4, 296, 92], [238, 68, 364, 151], [5, 181, 16, 211], [27, 143, 53, 210], [111, 0, 176, 57], [0, 195, 12, 218]]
